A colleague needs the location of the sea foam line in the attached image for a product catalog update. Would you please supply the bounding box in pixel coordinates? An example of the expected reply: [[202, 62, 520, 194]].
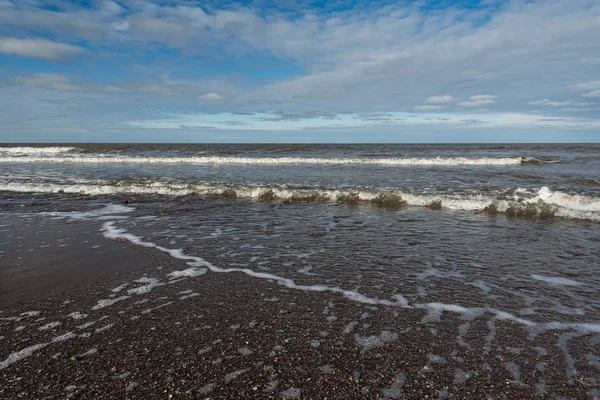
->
[[0, 332, 75, 370], [101, 221, 600, 335], [2, 180, 598, 221], [0, 155, 525, 166], [0, 147, 77, 154]]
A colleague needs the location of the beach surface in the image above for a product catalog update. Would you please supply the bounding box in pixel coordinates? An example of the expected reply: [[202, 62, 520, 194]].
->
[[1, 203, 599, 399]]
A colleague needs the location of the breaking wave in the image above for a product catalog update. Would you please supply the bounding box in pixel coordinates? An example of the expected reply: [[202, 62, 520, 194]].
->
[[0, 146, 77, 155], [1, 179, 597, 222], [0, 154, 528, 166]]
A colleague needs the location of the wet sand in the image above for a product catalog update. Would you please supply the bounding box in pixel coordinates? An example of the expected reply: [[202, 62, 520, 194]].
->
[[0, 217, 598, 399], [0, 213, 167, 308]]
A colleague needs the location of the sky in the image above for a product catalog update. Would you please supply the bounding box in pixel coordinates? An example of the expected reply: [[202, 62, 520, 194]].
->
[[0, 0, 599, 143]]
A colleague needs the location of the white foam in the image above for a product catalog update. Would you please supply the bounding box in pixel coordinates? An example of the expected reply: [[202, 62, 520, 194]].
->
[[141, 301, 174, 314], [468, 280, 493, 294], [319, 365, 335, 374], [557, 332, 582, 384], [453, 369, 472, 385], [125, 382, 139, 392], [53, 331, 76, 342], [79, 347, 98, 357], [77, 321, 97, 329], [95, 323, 114, 333], [168, 267, 208, 279], [180, 293, 200, 300], [355, 331, 399, 353], [531, 274, 583, 286], [0, 330, 76, 370], [537, 186, 600, 212], [91, 296, 130, 310], [238, 347, 253, 356], [44, 204, 134, 220], [224, 368, 250, 383], [111, 283, 128, 293], [344, 321, 359, 334], [39, 321, 62, 331], [0, 342, 49, 370], [6, 182, 597, 221], [0, 146, 76, 155], [101, 220, 600, 336], [67, 312, 88, 320], [197, 383, 216, 394], [0, 154, 523, 166], [381, 373, 405, 398], [280, 387, 302, 399], [127, 277, 164, 295], [20, 311, 41, 318]]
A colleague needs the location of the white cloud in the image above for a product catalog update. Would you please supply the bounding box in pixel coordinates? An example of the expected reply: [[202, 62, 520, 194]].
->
[[199, 93, 222, 101], [559, 107, 597, 112], [135, 84, 179, 96], [99, 1, 126, 17], [0, 37, 86, 61], [12, 73, 84, 91], [10, 73, 232, 100], [529, 99, 590, 107], [12, 73, 128, 94], [126, 110, 600, 131], [582, 90, 600, 98], [572, 80, 600, 90], [413, 105, 446, 111], [470, 95, 497, 101], [426, 95, 456, 104], [492, 113, 600, 129], [459, 95, 497, 107]]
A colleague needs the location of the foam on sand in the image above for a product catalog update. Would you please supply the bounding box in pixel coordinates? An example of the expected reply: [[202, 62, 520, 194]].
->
[[67, 312, 88, 320], [39, 321, 62, 331], [0, 343, 49, 370], [355, 331, 399, 353], [0, 331, 76, 370], [531, 274, 583, 286], [127, 277, 164, 295], [91, 296, 130, 310], [168, 267, 208, 279], [43, 204, 134, 220], [101, 219, 600, 336]]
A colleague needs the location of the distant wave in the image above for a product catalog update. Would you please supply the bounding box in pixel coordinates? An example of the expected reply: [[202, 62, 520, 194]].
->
[[0, 146, 77, 155], [1, 179, 597, 222], [0, 154, 528, 166]]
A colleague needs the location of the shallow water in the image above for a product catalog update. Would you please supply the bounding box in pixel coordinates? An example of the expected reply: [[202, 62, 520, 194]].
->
[[0, 200, 599, 397]]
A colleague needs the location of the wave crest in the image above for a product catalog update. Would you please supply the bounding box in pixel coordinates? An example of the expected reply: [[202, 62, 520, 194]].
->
[[0, 147, 77, 155], [0, 154, 525, 166], [1, 179, 597, 222]]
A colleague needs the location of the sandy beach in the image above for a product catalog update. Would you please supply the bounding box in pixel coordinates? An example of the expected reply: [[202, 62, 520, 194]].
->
[[1, 210, 598, 399]]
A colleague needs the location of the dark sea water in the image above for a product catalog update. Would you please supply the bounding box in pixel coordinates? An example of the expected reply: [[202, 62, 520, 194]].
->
[[0, 143, 599, 216], [1, 143, 599, 397]]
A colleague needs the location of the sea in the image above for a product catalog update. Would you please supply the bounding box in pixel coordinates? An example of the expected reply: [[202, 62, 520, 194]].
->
[[1, 143, 599, 395]]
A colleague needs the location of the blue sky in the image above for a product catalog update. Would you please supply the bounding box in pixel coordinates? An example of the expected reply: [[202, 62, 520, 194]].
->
[[0, 0, 599, 143]]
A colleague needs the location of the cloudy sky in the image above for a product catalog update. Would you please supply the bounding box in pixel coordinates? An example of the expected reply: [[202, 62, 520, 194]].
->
[[1, 0, 599, 143]]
